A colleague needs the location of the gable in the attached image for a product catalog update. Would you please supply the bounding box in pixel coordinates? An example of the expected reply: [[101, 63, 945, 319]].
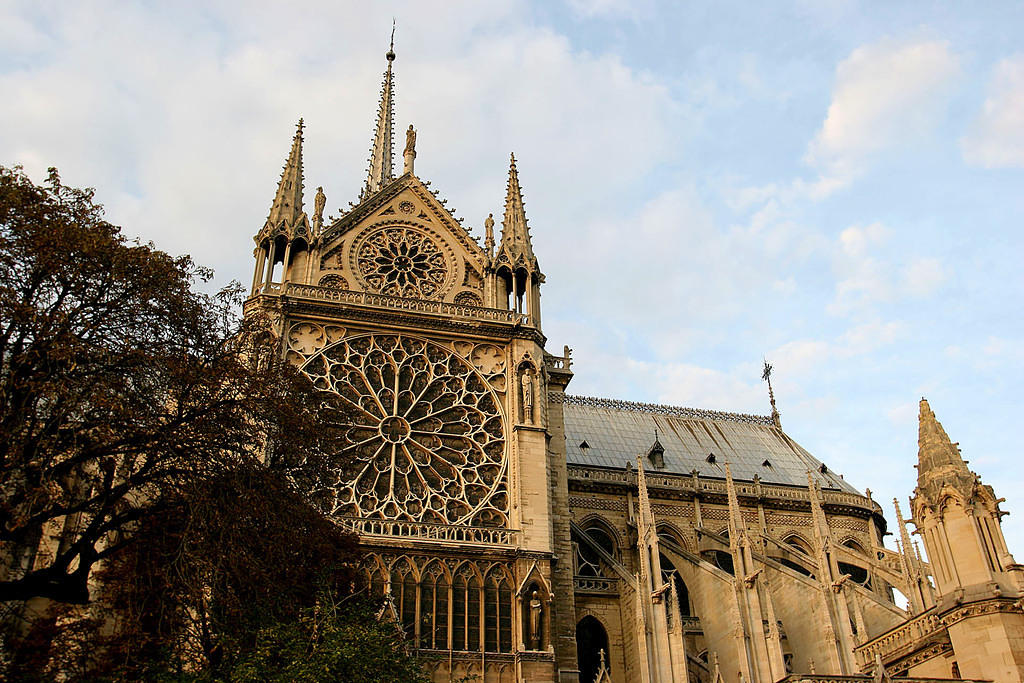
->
[[315, 176, 488, 305]]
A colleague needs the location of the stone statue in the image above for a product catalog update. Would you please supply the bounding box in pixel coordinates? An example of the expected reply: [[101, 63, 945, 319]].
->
[[521, 370, 534, 423], [404, 124, 416, 155], [529, 590, 542, 649], [484, 213, 496, 257], [314, 186, 326, 223]]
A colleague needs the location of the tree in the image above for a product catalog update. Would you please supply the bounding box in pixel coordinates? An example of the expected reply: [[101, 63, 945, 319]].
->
[[0, 165, 341, 606]]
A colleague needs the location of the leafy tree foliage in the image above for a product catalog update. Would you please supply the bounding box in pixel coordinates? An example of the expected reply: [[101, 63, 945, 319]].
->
[[0, 166, 429, 681], [0, 165, 338, 605]]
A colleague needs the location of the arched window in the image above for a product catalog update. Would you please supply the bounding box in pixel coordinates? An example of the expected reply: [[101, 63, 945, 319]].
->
[[453, 567, 481, 651], [485, 571, 513, 653], [784, 534, 813, 555], [585, 524, 617, 557], [366, 560, 386, 599], [390, 560, 417, 643], [576, 616, 610, 683], [659, 554, 690, 617], [419, 563, 449, 650]]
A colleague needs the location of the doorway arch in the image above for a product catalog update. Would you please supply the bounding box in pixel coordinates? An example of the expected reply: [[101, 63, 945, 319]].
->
[[576, 615, 610, 683]]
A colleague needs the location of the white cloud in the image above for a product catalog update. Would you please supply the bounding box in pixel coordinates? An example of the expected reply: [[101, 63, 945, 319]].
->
[[829, 223, 946, 314], [962, 55, 1024, 168], [903, 257, 946, 296], [565, 0, 648, 20], [0, 1, 676, 292], [807, 39, 960, 179], [839, 221, 887, 257]]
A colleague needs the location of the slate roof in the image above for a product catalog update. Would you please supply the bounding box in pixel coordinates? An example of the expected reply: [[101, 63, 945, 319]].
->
[[562, 395, 859, 493]]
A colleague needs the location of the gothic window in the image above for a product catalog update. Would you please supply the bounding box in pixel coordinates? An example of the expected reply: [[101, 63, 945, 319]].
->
[[302, 334, 508, 528], [576, 616, 610, 683], [367, 564, 386, 599], [784, 534, 813, 555], [484, 570, 513, 653], [354, 226, 451, 298], [659, 554, 690, 617], [585, 524, 616, 557], [390, 560, 418, 642], [574, 540, 602, 577], [452, 567, 481, 652], [419, 563, 449, 650]]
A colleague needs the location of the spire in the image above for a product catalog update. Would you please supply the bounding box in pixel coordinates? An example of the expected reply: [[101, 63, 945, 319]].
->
[[725, 463, 744, 548], [916, 398, 974, 501], [267, 118, 305, 227], [762, 360, 781, 428], [498, 153, 538, 269], [362, 26, 397, 200]]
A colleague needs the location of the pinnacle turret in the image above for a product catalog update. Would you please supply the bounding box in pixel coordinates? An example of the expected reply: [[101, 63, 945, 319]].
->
[[267, 119, 305, 227], [498, 153, 538, 270], [916, 398, 975, 501], [362, 32, 397, 200]]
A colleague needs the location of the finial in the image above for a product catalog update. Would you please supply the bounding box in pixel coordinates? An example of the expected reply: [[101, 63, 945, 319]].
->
[[387, 19, 396, 62]]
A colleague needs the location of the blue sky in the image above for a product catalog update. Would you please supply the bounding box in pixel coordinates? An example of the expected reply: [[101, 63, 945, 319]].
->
[[2, 0, 1023, 557]]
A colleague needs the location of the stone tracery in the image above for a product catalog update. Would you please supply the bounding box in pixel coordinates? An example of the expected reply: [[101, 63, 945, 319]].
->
[[302, 333, 508, 527], [355, 226, 449, 298]]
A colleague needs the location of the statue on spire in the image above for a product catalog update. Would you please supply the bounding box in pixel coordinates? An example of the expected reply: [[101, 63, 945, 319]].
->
[[403, 124, 417, 175]]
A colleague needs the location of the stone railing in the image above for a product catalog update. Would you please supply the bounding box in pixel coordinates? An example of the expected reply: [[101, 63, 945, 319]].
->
[[853, 608, 944, 670], [336, 516, 520, 546], [573, 576, 618, 594], [259, 282, 528, 325], [567, 465, 879, 512], [776, 677, 986, 683]]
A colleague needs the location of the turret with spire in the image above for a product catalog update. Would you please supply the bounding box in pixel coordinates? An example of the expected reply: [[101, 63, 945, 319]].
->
[[911, 398, 1021, 599], [490, 153, 544, 327], [910, 397, 1024, 681], [251, 119, 312, 294]]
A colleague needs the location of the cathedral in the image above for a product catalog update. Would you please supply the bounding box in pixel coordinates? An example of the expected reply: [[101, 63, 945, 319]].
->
[[244, 43, 1024, 683]]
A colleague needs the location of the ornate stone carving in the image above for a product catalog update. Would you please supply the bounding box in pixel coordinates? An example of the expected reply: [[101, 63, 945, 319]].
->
[[302, 334, 508, 527], [319, 273, 349, 290], [454, 290, 483, 307]]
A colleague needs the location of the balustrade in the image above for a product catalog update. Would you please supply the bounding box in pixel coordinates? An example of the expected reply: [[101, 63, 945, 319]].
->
[[336, 515, 520, 546], [853, 608, 944, 669], [257, 282, 528, 325]]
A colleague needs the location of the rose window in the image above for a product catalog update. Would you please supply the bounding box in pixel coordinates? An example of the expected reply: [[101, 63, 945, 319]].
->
[[356, 227, 449, 299], [302, 334, 508, 527]]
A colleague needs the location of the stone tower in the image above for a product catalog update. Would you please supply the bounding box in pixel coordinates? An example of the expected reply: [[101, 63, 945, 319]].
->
[[244, 41, 579, 683], [911, 398, 1024, 681]]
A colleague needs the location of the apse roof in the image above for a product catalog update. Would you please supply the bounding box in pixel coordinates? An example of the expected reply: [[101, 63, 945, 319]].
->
[[562, 395, 858, 493]]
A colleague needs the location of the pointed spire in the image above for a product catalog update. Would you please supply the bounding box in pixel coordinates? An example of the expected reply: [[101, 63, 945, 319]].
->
[[724, 464, 743, 547], [917, 398, 974, 500], [267, 118, 305, 227], [498, 153, 538, 268], [918, 398, 967, 473], [362, 27, 397, 200], [762, 360, 781, 428]]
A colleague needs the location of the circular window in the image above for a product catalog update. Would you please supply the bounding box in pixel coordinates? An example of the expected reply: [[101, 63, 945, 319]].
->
[[302, 334, 508, 527], [353, 226, 452, 299]]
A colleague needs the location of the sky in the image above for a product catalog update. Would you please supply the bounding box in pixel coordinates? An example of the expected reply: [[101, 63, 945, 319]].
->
[[2, 0, 1024, 559]]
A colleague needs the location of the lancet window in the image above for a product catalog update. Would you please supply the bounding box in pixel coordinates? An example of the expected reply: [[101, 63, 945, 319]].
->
[[368, 555, 514, 654]]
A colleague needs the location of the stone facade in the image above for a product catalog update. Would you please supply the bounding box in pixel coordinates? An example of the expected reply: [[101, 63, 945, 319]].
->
[[242, 44, 1024, 683]]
